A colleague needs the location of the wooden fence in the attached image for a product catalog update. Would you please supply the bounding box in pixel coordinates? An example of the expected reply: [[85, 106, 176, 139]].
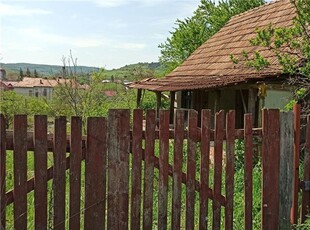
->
[[0, 107, 309, 229]]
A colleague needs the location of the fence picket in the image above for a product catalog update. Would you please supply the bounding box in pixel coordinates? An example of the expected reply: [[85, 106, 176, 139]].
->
[[53, 117, 67, 230], [171, 110, 185, 230], [262, 109, 280, 230], [143, 110, 156, 229], [158, 110, 170, 230], [301, 115, 310, 222], [225, 111, 235, 230], [212, 110, 225, 230], [186, 110, 198, 230], [107, 110, 130, 229], [69, 117, 82, 230], [1, 108, 306, 229], [84, 117, 106, 229], [244, 114, 253, 230], [199, 110, 211, 230], [13, 115, 28, 230], [131, 109, 143, 230], [279, 112, 294, 229], [291, 104, 301, 224], [34, 115, 48, 230], [0, 115, 6, 229]]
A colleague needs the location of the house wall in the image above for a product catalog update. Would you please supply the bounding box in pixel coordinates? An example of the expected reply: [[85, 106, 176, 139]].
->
[[14, 87, 53, 99], [264, 89, 293, 110]]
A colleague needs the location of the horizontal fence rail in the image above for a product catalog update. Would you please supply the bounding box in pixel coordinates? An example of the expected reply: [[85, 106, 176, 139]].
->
[[0, 107, 308, 229]]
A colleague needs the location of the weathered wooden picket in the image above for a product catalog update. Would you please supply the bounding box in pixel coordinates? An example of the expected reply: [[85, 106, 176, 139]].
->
[[0, 107, 309, 229]]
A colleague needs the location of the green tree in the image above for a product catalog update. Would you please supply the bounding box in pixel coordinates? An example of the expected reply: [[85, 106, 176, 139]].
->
[[19, 68, 24, 80], [34, 69, 39, 78], [0, 91, 26, 128], [159, 0, 265, 73], [26, 67, 31, 77]]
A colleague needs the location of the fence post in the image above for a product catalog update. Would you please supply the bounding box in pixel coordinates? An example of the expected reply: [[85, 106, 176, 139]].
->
[[291, 104, 301, 224], [34, 115, 48, 230], [279, 112, 294, 229], [107, 109, 130, 230], [53, 116, 67, 230], [0, 115, 6, 229], [301, 115, 310, 222], [262, 109, 280, 230], [84, 117, 107, 229], [13, 115, 28, 230]]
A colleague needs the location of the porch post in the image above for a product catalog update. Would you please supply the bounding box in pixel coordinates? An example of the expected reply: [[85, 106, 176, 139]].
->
[[248, 88, 257, 125], [169, 91, 175, 124], [156, 91, 161, 119], [214, 90, 221, 113], [136, 89, 142, 108]]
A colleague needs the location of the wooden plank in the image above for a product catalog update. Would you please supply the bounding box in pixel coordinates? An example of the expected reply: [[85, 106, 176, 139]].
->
[[169, 91, 175, 124], [143, 110, 156, 229], [53, 116, 67, 230], [158, 110, 170, 230], [186, 110, 198, 230], [291, 104, 301, 224], [212, 110, 225, 230], [244, 114, 253, 230], [171, 110, 184, 230], [13, 115, 28, 230], [301, 115, 310, 223], [262, 109, 280, 230], [84, 117, 106, 229], [225, 111, 235, 230], [34, 115, 48, 230], [279, 112, 294, 229], [4, 128, 264, 151], [131, 109, 143, 230], [69, 117, 82, 230], [199, 110, 211, 230], [107, 110, 130, 229], [0, 114, 6, 229]]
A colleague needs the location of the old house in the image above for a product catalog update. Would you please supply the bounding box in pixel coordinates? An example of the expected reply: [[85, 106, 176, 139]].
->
[[130, 0, 297, 127], [12, 77, 87, 100]]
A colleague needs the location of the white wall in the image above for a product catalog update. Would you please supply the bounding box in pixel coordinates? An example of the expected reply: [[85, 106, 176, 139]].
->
[[264, 89, 293, 110]]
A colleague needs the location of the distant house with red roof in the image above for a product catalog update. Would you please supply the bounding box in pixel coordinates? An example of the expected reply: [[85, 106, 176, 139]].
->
[[7, 77, 87, 100], [0, 81, 14, 91]]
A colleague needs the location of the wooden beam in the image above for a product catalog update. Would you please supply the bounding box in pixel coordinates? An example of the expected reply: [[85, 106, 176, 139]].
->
[[279, 112, 294, 229], [156, 92, 161, 119], [247, 88, 257, 124], [214, 90, 220, 113], [136, 89, 142, 108], [291, 104, 301, 224], [169, 91, 175, 124]]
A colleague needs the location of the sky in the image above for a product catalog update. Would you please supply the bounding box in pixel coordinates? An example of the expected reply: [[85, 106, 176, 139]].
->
[[0, 0, 202, 69]]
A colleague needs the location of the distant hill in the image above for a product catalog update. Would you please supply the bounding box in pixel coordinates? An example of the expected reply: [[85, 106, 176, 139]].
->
[[1, 62, 167, 82], [1, 63, 99, 78], [104, 62, 167, 81]]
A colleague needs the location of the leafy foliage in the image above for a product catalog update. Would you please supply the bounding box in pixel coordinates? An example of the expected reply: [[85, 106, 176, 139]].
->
[[0, 91, 51, 128], [159, 0, 265, 73]]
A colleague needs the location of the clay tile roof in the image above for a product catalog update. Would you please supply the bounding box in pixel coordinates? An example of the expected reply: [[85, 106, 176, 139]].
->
[[130, 0, 296, 92], [13, 77, 87, 89]]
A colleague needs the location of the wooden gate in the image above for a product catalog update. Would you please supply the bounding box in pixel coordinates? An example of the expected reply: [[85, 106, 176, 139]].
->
[[0, 107, 308, 229]]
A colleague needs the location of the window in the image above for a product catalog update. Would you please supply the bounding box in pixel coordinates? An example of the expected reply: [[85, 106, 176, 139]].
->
[[43, 88, 47, 97], [29, 90, 32, 96]]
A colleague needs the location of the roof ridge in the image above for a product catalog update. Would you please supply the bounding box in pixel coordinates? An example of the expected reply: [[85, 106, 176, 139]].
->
[[230, 0, 290, 20]]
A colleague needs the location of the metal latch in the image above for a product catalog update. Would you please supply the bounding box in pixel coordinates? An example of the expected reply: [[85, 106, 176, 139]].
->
[[300, 181, 310, 191]]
